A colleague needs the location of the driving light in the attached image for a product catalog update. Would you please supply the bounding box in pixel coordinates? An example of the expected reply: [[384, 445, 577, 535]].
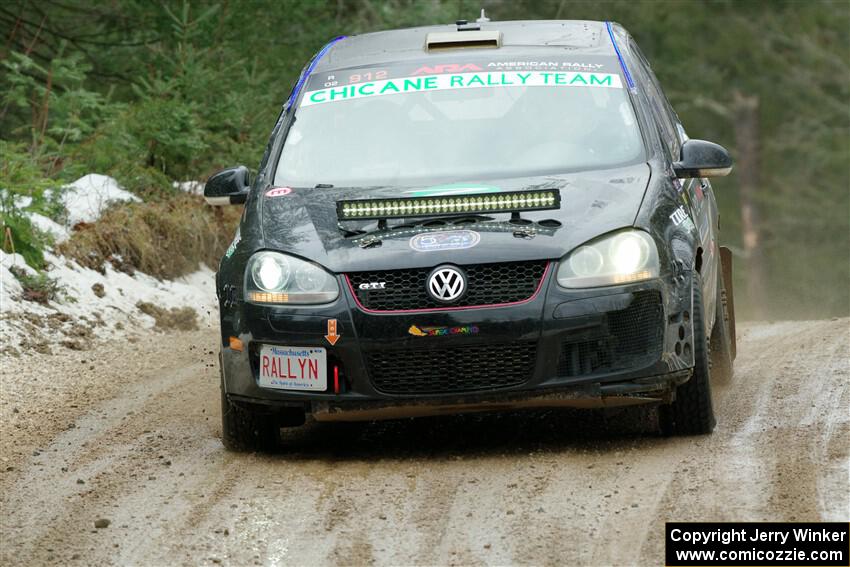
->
[[295, 262, 330, 292], [337, 190, 560, 220], [569, 246, 605, 277], [245, 251, 338, 304], [557, 230, 658, 288]]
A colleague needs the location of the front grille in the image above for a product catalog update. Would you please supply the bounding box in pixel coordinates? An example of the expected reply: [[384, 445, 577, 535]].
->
[[557, 291, 664, 378], [367, 342, 537, 394], [348, 260, 548, 311]]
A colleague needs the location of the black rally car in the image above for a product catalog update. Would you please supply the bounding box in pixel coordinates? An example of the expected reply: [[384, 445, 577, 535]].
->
[[205, 18, 737, 451]]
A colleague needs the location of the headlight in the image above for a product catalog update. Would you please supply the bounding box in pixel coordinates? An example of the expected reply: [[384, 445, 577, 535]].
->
[[245, 251, 339, 304], [557, 230, 659, 288]]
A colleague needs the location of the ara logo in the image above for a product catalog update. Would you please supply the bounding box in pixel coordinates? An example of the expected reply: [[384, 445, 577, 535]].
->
[[412, 63, 483, 76], [410, 230, 481, 252], [358, 282, 386, 290]]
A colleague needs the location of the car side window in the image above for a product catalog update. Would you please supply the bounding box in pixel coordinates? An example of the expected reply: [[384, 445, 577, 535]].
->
[[628, 40, 681, 162]]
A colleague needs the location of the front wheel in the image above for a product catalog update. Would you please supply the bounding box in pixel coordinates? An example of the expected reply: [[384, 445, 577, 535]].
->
[[220, 388, 280, 452], [659, 280, 717, 436]]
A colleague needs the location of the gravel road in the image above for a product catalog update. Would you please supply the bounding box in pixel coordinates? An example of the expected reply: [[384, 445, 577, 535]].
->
[[1, 318, 848, 566]]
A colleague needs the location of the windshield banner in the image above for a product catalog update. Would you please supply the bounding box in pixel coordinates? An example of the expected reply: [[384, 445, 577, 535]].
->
[[301, 70, 623, 107], [301, 65, 623, 106]]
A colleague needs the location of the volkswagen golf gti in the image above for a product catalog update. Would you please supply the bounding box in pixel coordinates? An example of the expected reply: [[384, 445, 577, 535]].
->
[[205, 18, 737, 451]]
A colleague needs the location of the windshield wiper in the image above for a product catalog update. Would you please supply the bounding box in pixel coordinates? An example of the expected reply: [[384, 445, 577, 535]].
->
[[339, 215, 493, 247]]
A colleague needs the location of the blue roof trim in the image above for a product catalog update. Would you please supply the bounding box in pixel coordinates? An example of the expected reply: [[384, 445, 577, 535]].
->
[[285, 35, 347, 111], [605, 21, 635, 92]]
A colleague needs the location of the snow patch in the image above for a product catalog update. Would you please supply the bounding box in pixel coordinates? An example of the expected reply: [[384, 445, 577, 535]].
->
[[173, 180, 205, 196], [0, 249, 217, 352], [1, 173, 220, 354], [1, 251, 32, 308], [62, 174, 140, 225], [27, 212, 70, 243]]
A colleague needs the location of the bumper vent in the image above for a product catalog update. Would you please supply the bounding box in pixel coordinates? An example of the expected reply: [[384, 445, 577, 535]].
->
[[557, 291, 664, 378], [348, 260, 548, 311], [367, 342, 537, 395]]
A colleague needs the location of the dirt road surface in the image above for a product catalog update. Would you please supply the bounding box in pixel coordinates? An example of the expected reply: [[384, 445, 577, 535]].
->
[[1, 318, 848, 566]]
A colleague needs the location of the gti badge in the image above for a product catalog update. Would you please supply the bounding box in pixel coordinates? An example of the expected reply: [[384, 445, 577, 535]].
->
[[358, 282, 386, 290], [426, 265, 466, 303]]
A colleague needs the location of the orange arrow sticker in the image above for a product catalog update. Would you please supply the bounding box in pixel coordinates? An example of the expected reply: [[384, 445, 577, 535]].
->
[[325, 319, 340, 346]]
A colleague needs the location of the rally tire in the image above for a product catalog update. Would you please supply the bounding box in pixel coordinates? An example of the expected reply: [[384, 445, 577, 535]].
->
[[220, 389, 280, 452], [709, 265, 734, 383], [659, 281, 717, 436]]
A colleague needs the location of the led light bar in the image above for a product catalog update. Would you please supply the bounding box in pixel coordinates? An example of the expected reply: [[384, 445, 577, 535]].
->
[[337, 190, 561, 221]]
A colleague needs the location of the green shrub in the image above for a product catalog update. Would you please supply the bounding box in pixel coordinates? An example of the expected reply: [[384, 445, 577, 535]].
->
[[126, 94, 208, 179], [0, 142, 57, 268], [9, 266, 62, 304], [1, 46, 106, 162], [1, 214, 51, 269]]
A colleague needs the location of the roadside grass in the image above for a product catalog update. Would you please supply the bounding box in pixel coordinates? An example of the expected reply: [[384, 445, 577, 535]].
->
[[135, 301, 199, 331], [57, 193, 240, 279]]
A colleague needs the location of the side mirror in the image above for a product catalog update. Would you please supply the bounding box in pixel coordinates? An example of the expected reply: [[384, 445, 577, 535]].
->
[[673, 139, 733, 178], [204, 166, 251, 205]]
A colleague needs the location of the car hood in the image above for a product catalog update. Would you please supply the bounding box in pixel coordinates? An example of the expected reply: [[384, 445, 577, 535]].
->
[[259, 163, 650, 272]]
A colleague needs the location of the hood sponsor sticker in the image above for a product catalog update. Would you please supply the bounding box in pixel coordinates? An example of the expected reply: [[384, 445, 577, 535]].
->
[[408, 324, 480, 337], [486, 61, 605, 71], [406, 183, 502, 197], [301, 71, 622, 107], [265, 187, 292, 197], [410, 230, 481, 252]]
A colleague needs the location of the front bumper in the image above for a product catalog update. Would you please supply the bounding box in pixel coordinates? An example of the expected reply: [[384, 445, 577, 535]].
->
[[219, 267, 696, 419]]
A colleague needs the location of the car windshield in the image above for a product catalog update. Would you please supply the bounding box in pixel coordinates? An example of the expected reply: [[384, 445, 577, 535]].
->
[[274, 65, 644, 188]]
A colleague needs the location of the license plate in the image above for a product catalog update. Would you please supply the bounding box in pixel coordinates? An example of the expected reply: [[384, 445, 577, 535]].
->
[[258, 345, 327, 391]]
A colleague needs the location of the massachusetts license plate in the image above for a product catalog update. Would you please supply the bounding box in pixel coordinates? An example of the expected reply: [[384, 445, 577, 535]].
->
[[258, 345, 327, 391]]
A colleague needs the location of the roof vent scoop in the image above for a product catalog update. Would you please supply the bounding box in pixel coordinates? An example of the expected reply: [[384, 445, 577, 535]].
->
[[426, 30, 501, 51]]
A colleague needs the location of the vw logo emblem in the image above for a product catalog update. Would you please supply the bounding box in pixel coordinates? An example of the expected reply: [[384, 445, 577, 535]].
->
[[427, 265, 467, 303]]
